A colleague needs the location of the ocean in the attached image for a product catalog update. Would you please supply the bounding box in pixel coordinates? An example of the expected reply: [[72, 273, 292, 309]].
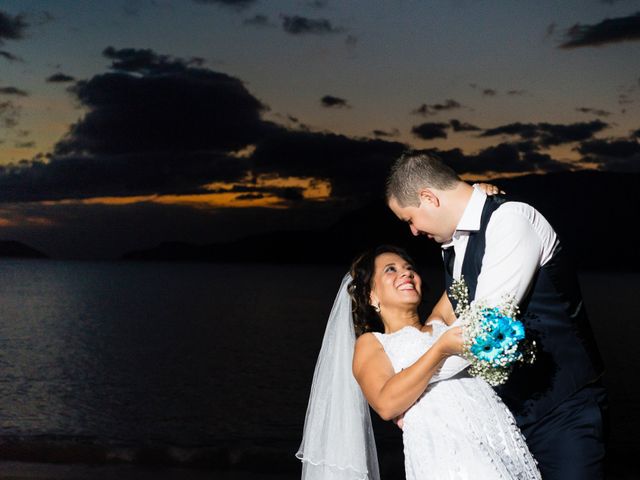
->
[[0, 260, 637, 479]]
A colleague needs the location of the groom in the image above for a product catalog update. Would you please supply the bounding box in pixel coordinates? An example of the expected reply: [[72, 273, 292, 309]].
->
[[385, 151, 606, 480]]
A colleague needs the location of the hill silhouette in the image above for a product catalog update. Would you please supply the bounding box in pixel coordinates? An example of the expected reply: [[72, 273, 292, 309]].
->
[[122, 171, 638, 271], [0, 241, 49, 259]]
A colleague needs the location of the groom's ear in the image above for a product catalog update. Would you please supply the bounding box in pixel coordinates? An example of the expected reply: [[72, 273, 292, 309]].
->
[[418, 188, 440, 207]]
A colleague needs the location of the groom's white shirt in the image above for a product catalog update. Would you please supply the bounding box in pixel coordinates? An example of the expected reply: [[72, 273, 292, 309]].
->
[[442, 185, 559, 305]]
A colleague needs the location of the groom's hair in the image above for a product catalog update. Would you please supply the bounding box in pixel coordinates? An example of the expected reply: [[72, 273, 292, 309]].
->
[[386, 151, 460, 207]]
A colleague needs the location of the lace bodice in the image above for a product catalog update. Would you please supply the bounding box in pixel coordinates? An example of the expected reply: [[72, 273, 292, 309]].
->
[[372, 321, 469, 383], [372, 322, 541, 480]]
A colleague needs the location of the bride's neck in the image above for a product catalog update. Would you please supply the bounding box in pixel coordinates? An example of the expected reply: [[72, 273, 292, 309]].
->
[[381, 308, 421, 334]]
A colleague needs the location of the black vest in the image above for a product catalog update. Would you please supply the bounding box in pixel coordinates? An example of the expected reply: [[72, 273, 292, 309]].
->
[[445, 196, 604, 427]]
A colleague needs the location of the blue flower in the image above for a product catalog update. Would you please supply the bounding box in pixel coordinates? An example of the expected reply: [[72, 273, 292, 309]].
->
[[470, 334, 502, 363]]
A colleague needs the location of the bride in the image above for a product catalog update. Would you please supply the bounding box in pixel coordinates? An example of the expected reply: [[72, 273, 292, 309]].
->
[[297, 245, 541, 480]]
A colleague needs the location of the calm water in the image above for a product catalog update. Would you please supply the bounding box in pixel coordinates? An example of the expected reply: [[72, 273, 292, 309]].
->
[[0, 259, 637, 470]]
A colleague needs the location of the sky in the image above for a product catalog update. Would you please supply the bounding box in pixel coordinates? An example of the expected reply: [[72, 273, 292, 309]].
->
[[0, 0, 639, 258]]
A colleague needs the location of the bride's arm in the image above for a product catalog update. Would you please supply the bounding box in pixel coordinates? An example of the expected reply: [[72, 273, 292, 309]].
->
[[352, 328, 463, 421], [426, 292, 456, 325]]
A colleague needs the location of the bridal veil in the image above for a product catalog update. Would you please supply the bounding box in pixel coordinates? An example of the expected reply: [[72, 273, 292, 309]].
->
[[296, 273, 380, 480]]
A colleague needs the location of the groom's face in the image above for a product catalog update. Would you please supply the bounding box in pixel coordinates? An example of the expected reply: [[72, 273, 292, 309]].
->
[[388, 195, 449, 243]]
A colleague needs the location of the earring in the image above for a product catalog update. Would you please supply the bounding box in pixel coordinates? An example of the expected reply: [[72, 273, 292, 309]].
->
[[374, 303, 381, 313]]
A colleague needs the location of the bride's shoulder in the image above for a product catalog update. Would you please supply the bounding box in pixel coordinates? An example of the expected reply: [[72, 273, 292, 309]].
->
[[354, 332, 383, 356], [355, 332, 379, 348]]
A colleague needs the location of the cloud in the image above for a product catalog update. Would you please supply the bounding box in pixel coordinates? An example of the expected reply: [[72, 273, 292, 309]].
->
[[483, 88, 497, 96], [0, 47, 282, 202], [546, 23, 557, 38], [507, 90, 527, 96], [449, 119, 480, 132], [372, 128, 400, 138], [411, 122, 449, 140], [55, 47, 274, 156], [320, 95, 350, 108], [577, 138, 640, 158], [412, 99, 461, 116], [0, 152, 249, 202], [0, 49, 22, 62], [281, 15, 343, 35], [432, 143, 571, 175], [345, 34, 358, 46], [14, 140, 35, 148], [481, 120, 609, 147], [0, 86, 28, 96], [243, 14, 272, 27], [251, 129, 406, 198], [102, 46, 204, 73], [560, 11, 640, 48], [633, 128, 640, 138], [0, 10, 28, 43], [308, 0, 328, 8], [46, 73, 76, 83], [577, 137, 640, 171], [0, 100, 20, 128], [576, 107, 611, 117], [192, 0, 257, 9]]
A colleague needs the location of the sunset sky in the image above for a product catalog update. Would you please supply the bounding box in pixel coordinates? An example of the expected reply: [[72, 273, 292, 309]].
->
[[0, 0, 638, 258]]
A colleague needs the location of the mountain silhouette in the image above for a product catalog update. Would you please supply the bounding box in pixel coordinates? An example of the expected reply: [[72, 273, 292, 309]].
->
[[122, 170, 638, 271]]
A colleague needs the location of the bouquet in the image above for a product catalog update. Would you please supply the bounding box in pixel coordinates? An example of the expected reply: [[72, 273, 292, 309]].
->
[[449, 277, 536, 386]]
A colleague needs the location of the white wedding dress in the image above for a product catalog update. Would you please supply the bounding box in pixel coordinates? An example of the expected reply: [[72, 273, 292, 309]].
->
[[372, 321, 541, 480]]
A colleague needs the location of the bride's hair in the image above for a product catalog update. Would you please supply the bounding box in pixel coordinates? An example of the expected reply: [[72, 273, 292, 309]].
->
[[348, 245, 417, 337]]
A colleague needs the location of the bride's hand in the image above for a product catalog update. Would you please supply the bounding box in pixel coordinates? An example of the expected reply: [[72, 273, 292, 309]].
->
[[434, 326, 464, 357], [474, 183, 505, 196]]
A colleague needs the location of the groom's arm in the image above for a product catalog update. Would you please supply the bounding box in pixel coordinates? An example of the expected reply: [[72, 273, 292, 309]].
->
[[475, 202, 558, 304]]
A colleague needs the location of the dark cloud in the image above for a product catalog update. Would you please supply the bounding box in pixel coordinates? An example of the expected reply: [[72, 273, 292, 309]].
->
[[560, 12, 640, 48], [345, 34, 358, 46], [411, 122, 449, 140], [281, 15, 343, 35], [0, 47, 284, 202], [507, 90, 527, 96], [251, 129, 406, 198], [192, 0, 257, 9], [0, 49, 22, 62], [0, 100, 20, 128], [320, 95, 350, 108], [618, 93, 633, 106], [483, 88, 497, 96], [0, 86, 28, 96], [412, 99, 461, 116], [55, 47, 273, 156], [577, 138, 640, 158], [633, 128, 640, 138], [14, 140, 35, 148], [432, 143, 571, 175], [576, 107, 611, 117], [372, 128, 400, 138], [308, 0, 328, 8], [546, 23, 557, 38], [46, 73, 76, 83], [0, 10, 28, 43], [481, 120, 609, 147], [243, 14, 272, 27], [0, 152, 249, 202], [577, 137, 640, 171], [102, 46, 204, 74], [449, 119, 480, 132]]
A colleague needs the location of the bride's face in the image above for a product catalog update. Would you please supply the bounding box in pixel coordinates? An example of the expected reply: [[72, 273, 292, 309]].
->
[[370, 252, 422, 311]]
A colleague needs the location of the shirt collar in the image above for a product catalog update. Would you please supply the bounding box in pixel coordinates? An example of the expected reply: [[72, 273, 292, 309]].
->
[[441, 185, 487, 250], [457, 185, 487, 232]]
